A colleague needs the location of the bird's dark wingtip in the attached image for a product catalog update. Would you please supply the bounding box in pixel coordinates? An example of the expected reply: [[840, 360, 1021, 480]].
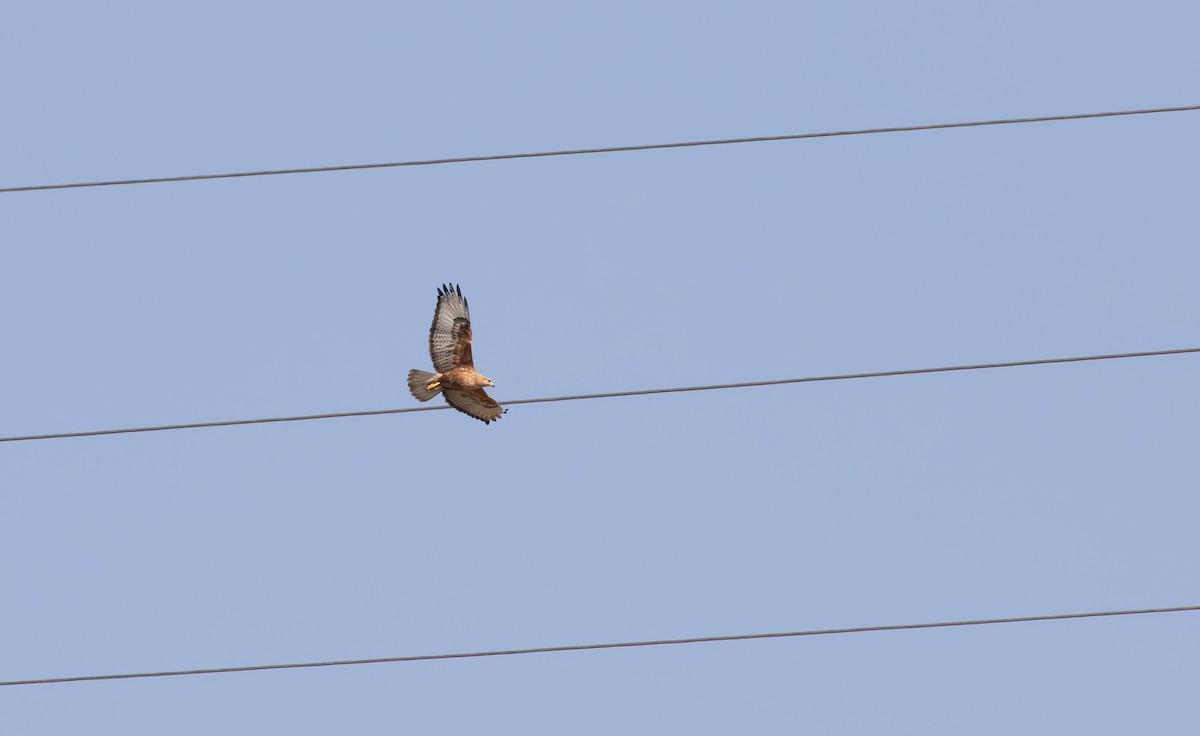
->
[[438, 283, 466, 303]]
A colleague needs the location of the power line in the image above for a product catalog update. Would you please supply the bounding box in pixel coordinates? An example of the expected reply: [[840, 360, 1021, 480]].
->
[[1, 347, 1196, 443], [3, 104, 1197, 193], [3, 604, 1196, 687]]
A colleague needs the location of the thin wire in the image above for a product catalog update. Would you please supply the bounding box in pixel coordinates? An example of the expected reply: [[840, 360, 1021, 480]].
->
[[3, 105, 1197, 193], [1, 347, 1196, 443], [3, 604, 1196, 687]]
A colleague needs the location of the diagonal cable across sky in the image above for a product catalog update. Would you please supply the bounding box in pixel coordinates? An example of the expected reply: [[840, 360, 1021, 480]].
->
[[2, 105, 1196, 193]]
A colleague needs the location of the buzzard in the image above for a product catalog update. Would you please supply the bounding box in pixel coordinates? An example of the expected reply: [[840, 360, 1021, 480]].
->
[[407, 283, 505, 424]]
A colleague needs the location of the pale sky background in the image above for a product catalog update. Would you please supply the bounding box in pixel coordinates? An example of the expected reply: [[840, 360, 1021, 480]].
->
[[3, 2, 1199, 733]]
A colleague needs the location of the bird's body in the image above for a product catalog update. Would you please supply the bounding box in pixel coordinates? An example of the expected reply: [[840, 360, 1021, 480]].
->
[[407, 284, 505, 424]]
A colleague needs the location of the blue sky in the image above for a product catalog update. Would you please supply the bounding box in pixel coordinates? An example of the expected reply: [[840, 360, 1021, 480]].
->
[[3, 2, 1199, 733]]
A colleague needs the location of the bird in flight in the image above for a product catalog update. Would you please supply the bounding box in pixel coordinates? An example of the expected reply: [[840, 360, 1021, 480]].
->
[[407, 283, 505, 424]]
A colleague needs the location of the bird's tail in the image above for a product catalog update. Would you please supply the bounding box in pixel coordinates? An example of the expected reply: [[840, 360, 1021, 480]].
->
[[407, 369, 441, 402]]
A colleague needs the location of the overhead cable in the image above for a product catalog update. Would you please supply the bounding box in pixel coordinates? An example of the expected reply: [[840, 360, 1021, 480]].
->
[[3, 604, 1196, 687], [1, 347, 1196, 443], [2, 105, 1197, 193]]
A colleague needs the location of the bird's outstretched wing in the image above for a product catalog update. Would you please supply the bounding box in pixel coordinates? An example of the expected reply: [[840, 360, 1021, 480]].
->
[[428, 283, 474, 372], [443, 387, 505, 424]]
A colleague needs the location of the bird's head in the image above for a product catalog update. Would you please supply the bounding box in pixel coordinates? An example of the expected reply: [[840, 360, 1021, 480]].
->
[[481, 376, 495, 388]]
